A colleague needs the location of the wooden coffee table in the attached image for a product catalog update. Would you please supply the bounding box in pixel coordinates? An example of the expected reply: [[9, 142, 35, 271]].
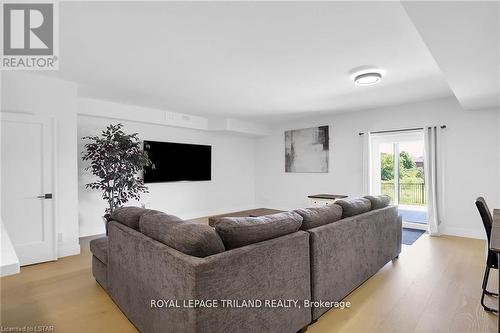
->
[[207, 208, 284, 227]]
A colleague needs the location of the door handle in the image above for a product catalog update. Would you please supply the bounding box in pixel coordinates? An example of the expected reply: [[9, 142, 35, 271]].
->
[[37, 193, 53, 199]]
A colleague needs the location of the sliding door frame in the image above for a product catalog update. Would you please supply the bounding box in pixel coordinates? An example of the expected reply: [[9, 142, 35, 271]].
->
[[369, 130, 427, 230]]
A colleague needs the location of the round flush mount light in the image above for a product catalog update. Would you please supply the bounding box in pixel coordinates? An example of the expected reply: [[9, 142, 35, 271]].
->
[[354, 72, 382, 86]]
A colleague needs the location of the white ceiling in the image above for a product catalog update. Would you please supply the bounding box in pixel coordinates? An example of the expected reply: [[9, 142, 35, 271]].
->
[[402, 1, 500, 111], [46, 1, 498, 122]]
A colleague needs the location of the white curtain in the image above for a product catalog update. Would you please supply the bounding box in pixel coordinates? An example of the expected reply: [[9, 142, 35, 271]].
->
[[361, 133, 371, 195], [424, 126, 444, 236]]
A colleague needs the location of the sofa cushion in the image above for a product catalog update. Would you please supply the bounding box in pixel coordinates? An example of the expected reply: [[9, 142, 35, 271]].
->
[[139, 213, 225, 258], [336, 198, 371, 218], [294, 204, 343, 230], [90, 236, 108, 264], [364, 195, 391, 210], [110, 206, 163, 230], [213, 211, 303, 249]]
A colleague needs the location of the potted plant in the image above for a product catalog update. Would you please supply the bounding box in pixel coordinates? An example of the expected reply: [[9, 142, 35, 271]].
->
[[82, 123, 152, 232]]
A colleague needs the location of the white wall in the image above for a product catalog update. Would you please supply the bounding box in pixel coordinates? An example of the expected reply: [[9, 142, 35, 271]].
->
[[255, 97, 500, 239], [2, 74, 498, 242], [1, 72, 80, 257], [78, 99, 256, 237]]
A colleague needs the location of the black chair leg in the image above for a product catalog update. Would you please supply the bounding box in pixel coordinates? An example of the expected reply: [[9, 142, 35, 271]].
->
[[481, 265, 498, 313], [482, 265, 499, 297], [485, 290, 499, 297], [481, 290, 498, 313]]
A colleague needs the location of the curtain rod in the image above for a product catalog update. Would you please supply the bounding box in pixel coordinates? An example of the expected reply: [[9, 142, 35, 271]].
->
[[358, 125, 446, 136]]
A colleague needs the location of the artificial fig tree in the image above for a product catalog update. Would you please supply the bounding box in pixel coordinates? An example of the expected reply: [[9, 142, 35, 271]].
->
[[82, 124, 152, 219]]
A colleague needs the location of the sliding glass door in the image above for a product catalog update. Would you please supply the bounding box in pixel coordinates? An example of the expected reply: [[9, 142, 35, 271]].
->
[[370, 130, 427, 229]]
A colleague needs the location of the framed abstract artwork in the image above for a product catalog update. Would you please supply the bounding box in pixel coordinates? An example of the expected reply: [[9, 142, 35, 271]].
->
[[285, 125, 329, 173]]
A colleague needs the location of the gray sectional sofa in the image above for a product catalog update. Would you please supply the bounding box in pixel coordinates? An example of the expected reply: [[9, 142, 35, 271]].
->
[[90, 195, 402, 333]]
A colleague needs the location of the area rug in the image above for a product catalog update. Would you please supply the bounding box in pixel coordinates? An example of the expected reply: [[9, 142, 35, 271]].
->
[[402, 228, 426, 245]]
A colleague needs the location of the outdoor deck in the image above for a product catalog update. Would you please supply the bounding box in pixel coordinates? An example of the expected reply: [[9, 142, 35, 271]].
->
[[398, 204, 428, 224]]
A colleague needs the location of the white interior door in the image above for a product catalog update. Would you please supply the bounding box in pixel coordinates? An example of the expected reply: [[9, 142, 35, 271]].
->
[[1, 113, 56, 265]]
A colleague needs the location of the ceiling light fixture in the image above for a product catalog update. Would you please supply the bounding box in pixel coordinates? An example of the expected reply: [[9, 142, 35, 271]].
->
[[354, 72, 382, 86]]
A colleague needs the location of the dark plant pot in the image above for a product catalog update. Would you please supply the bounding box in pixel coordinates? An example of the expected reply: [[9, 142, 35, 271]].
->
[[103, 214, 112, 236]]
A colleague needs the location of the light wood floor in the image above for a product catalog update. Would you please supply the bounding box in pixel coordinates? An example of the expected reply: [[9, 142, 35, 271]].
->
[[1, 233, 497, 332]]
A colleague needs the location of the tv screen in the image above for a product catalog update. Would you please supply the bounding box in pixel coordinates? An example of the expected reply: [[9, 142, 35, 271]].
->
[[143, 140, 211, 183]]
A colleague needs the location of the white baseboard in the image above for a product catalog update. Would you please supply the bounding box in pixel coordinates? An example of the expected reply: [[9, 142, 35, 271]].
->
[[58, 241, 81, 258], [440, 226, 486, 240], [1, 262, 20, 277]]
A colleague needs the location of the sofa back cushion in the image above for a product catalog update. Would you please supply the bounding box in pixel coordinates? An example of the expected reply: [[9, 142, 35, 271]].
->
[[294, 204, 343, 230], [110, 206, 164, 230], [213, 212, 303, 249], [139, 213, 225, 258], [364, 195, 391, 210], [336, 198, 371, 218]]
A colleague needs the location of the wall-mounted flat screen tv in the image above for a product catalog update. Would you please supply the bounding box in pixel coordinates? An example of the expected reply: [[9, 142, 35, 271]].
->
[[143, 140, 211, 183]]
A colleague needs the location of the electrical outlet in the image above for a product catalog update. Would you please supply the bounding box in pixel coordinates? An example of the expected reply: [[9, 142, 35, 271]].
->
[[58, 233, 62, 242]]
